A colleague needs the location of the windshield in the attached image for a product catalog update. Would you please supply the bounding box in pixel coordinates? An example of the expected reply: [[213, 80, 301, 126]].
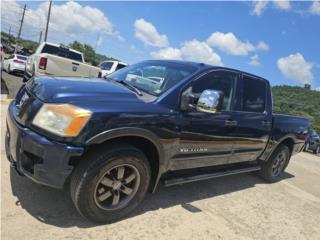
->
[[108, 61, 197, 96]]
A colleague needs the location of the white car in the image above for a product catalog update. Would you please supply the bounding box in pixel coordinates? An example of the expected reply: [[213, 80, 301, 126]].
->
[[25, 42, 101, 81], [98, 60, 128, 77], [3, 54, 27, 74]]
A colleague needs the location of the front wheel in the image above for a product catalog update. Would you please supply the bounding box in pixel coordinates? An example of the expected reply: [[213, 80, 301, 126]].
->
[[259, 144, 290, 182], [70, 144, 151, 223]]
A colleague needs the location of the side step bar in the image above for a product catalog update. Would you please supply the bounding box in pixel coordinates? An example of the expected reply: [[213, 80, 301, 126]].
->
[[164, 165, 261, 187]]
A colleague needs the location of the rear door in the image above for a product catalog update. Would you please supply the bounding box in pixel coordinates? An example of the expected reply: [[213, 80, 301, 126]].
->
[[228, 74, 272, 163]]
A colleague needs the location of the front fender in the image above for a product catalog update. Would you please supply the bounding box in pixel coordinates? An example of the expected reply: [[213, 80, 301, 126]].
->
[[85, 127, 166, 192]]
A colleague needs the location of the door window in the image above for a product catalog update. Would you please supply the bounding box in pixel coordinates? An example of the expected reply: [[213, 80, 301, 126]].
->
[[242, 75, 266, 113], [116, 63, 127, 71], [191, 71, 237, 111]]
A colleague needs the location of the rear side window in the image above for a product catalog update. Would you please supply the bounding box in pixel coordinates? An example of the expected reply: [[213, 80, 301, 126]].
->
[[41, 44, 83, 62], [242, 75, 266, 113]]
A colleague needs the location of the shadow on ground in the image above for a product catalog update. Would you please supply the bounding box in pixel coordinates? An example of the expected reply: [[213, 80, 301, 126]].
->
[[9, 167, 294, 228]]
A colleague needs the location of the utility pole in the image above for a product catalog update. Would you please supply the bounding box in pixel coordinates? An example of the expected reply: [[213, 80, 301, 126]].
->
[[8, 26, 11, 36], [38, 31, 43, 45], [14, 4, 26, 53], [44, 0, 52, 42]]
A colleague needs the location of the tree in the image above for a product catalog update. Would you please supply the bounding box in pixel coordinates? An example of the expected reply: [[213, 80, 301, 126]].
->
[[83, 44, 96, 65], [69, 41, 84, 53], [272, 85, 320, 132], [68, 41, 118, 66]]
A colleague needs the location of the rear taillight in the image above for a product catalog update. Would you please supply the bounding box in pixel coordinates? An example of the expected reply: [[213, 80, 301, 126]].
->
[[14, 59, 24, 64], [39, 57, 47, 70]]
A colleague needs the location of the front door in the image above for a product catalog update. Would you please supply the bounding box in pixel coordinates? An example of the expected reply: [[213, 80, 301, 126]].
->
[[171, 70, 240, 170]]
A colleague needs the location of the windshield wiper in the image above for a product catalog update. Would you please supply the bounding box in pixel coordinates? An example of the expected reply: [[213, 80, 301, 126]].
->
[[104, 77, 143, 96]]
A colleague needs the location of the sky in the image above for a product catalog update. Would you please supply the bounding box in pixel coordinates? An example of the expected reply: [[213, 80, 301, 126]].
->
[[1, 0, 320, 89]]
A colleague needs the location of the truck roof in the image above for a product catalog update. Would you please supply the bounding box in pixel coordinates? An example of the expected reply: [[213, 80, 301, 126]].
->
[[144, 60, 268, 82]]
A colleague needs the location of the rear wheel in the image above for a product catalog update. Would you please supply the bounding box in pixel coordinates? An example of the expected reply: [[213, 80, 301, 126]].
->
[[70, 144, 151, 223], [259, 144, 290, 182]]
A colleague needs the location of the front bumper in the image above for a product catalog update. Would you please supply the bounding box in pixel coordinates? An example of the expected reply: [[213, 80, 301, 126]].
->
[[5, 101, 84, 189]]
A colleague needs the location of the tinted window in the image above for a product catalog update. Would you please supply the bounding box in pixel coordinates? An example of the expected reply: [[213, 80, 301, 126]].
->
[[16, 55, 27, 60], [41, 44, 83, 62], [116, 63, 127, 71], [99, 62, 114, 70], [242, 75, 266, 113], [310, 129, 318, 137], [192, 71, 237, 111]]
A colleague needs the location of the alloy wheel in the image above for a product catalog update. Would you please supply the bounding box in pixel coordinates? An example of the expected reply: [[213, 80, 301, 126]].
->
[[94, 164, 141, 210], [271, 151, 287, 177]]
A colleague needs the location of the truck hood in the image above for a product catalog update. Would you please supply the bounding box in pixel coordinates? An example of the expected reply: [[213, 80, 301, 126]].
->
[[26, 76, 141, 103]]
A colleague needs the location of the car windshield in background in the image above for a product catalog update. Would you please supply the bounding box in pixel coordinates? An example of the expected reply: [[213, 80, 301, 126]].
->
[[41, 44, 83, 62], [108, 62, 197, 96], [16, 55, 27, 61], [99, 62, 114, 70]]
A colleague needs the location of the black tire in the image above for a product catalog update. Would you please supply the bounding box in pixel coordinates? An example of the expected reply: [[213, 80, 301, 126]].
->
[[304, 142, 309, 152], [70, 144, 151, 223], [259, 144, 290, 183], [313, 146, 320, 155]]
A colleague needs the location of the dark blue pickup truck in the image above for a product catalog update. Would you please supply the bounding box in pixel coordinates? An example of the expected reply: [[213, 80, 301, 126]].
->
[[6, 60, 309, 223]]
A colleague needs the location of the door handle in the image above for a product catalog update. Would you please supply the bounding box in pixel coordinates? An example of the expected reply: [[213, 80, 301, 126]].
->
[[225, 120, 237, 126], [262, 120, 271, 127]]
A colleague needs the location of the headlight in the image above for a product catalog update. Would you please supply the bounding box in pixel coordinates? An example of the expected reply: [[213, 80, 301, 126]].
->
[[33, 104, 92, 137]]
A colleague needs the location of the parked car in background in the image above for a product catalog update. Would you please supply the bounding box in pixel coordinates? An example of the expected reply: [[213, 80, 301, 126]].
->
[[24, 42, 101, 81], [304, 128, 320, 155], [6, 60, 309, 223], [3, 54, 27, 74], [99, 60, 128, 77]]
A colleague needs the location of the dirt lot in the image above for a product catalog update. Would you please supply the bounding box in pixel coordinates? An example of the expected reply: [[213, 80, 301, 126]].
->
[[1, 71, 24, 98], [1, 101, 320, 240]]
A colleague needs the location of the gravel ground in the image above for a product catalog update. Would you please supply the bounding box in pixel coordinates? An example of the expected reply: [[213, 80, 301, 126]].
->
[[1, 101, 320, 240], [1, 71, 24, 99]]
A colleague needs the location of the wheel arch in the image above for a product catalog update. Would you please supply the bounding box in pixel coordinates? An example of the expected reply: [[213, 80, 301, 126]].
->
[[280, 137, 294, 156], [261, 136, 296, 162], [84, 127, 165, 192]]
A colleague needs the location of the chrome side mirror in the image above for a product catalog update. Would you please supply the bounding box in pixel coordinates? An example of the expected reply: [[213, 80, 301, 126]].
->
[[197, 90, 224, 113]]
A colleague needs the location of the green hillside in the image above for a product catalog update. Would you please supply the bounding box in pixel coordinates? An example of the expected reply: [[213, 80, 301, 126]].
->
[[272, 85, 320, 132]]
